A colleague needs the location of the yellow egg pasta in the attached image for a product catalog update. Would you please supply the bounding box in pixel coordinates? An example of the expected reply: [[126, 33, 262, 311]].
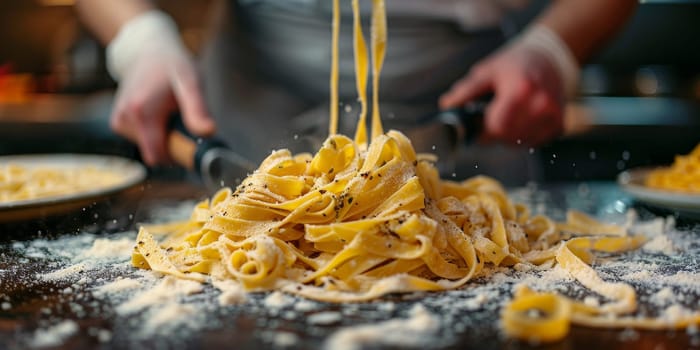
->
[[132, 0, 700, 344]]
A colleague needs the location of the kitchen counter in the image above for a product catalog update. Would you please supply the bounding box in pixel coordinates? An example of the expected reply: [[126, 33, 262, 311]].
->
[[0, 180, 698, 349]]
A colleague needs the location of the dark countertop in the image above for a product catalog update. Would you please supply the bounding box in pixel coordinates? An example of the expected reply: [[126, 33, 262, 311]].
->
[[0, 180, 699, 350]]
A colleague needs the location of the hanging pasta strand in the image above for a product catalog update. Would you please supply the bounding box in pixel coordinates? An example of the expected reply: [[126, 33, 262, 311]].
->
[[351, 0, 369, 148], [370, 0, 386, 140], [328, 0, 340, 136]]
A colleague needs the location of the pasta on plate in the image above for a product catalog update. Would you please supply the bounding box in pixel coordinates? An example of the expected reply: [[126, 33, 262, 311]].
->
[[0, 164, 122, 204], [646, 144, 700, 193]]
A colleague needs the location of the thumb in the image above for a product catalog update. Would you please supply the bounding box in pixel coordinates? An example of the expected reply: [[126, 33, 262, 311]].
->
[[169, 59, 216, 137]]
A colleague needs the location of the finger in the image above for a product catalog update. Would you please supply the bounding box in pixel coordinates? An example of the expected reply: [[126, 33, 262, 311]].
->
[[527, 93, 564, 145], [119, 101, 168, 166], [483, 82, 530, 143], [169, 60, 217, 137], [438, 66, 493, 110], [137, 110, 170, 166], [109, 108, 136, 144]]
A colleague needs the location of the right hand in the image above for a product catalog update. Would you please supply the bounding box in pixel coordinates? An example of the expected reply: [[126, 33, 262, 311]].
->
[[110, 43, 216, 166]]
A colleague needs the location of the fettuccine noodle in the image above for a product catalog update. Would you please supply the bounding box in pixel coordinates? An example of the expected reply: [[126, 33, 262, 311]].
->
[[646, 144, 700, 193], [132, 0, 700, 344]]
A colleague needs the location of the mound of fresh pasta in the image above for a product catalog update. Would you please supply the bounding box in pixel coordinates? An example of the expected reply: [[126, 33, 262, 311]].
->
[[646, 144, 700, 193], [131, 0, 700, 343]]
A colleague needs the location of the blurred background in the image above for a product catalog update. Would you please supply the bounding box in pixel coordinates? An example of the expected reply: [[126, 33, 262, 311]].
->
[[1, 0, 699, 186]]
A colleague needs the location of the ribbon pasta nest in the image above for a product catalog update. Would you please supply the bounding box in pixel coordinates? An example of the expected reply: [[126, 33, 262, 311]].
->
[[131, 130, 700, 342], [131, 0, 700, 343]]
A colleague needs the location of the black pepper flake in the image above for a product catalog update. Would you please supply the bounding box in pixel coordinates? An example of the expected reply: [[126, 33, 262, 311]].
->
[[369, 176, 374, 180], [362, 215, 367, 219], [138, 241, 144, 245], [491, 251, 496, 255], [413, 160, 418, 166], [263, 184, 268, 189], [348, 197, 353, 204], [323, 213, 327, 217], [145, 253, 150, 257], [377, 173, 382, 177], [166, 247, 174, 252], [319, 189, 327, 194], [296, 285, 302, 291], [329, 167, 334, 174]]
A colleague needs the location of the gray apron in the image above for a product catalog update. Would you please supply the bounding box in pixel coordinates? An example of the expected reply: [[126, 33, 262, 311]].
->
[[199, 0, 537, 184]]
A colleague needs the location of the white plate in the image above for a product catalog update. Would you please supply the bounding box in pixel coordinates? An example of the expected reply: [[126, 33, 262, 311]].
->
[[0, 154, 146, 222], [618, 167, 700, 215]]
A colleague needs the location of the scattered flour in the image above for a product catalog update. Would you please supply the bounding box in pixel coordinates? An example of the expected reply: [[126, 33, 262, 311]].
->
[[455, 293, 489, 311], [29, 320, 79, 348], [307, 311, 343, 325], [323, 304, 440, 350], [116, 276, 203, 315], [77, 237, 134, 261], [144, 303, 197, 333], [643, 235, 676, 255], [4, 196, 700, 349], [270, 331, 300, 348], [212, 279, 247, 306], [93, 277, 142, 297], [650, 287, 676, 307], [39, 263, 88, 281], [661, 304, 697, 323], [264, 291, 295, 309], [584, 296, 600, 308], [293, 299, 319, 312]]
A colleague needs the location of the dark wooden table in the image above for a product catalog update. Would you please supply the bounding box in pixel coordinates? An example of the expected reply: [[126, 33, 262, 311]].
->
[[0, 180, 698, 350]]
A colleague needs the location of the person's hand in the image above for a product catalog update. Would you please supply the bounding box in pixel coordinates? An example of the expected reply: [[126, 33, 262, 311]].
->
[[439, 26, 577, 146], [108, 11, 216, 166]]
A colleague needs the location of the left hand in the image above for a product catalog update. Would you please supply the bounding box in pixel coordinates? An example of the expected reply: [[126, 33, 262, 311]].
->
[[439, 42, 566, 146]]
